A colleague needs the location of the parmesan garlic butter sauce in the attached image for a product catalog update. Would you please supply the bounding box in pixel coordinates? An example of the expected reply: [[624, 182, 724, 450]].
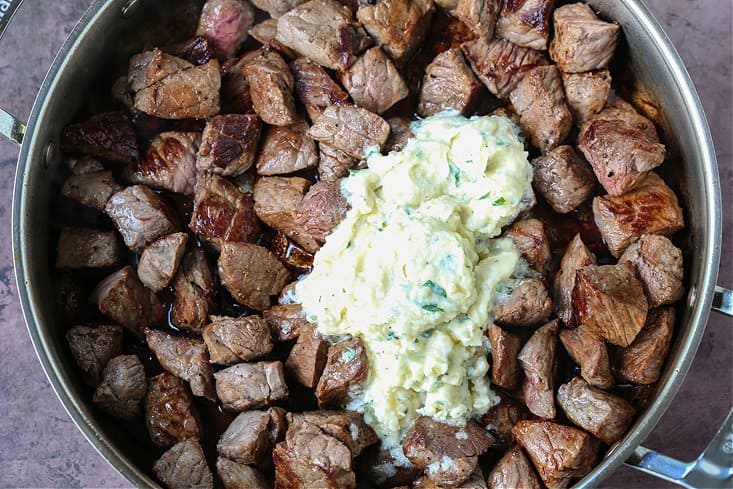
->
[[295, 111, 533, 461]]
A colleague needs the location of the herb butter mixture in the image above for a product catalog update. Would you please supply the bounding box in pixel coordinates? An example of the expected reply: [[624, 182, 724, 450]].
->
[[296, 112, 534, 453]]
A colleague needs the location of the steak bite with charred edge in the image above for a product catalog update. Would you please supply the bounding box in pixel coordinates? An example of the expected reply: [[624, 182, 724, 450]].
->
[[66, 324, 124, 386], [518, 320, 559, 419], [203, 315, 274, 365], [145, 372, 201, 449]]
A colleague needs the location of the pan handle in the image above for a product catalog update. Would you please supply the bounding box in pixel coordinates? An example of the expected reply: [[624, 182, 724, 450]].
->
[[624, 285, 733, 488], [0, 0, 26, 146]]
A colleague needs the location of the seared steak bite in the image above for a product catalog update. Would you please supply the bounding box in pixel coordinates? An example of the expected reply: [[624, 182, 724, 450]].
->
[[417, 49, 483, 117], [454, 0, 500, 40], [340, 47, 409, 115], [60, 111, 139, 163], [356, 0, 433, 64], [532, 145, 596, 214], [618, 234, 684, 307], [578, 100, 666, 196], [461, 37, 547, 98], [249, 19, 296, 57], [217, 409, 280, 465], [512, 420, 599, 489], [146, 329, 215, 400], [196, 0, 255, 60], [61, 168, 122, 212], [127, 132, 200, 195], [298, 180, 349, 245], [203, 315, 274, 365], [218, 242, 291, 311], [560, 325, 613, 389], [308, 104, 391, 159], [509, 65, 572, 153], [216, 458, 270, 489], [414, 467, 486, 489], [153, 439, 213, 489], [318, 144, 358, 181], [285, 325, 328, 387], [243, 49, 298, 127], [105, 185, 177, 251], [221, 55, 255, 114], [145, 372, 201, 448], [276, 0, 370, 71], [554, 234, 596, 326], [92, 266, 165, 338], [488, 324, 522, 390], [137, 233, 189, 292], [56, 227, 119, 269], [291, 58, 350, 121], [592, 172, 684, 257], [92, 354, 147, 420], [288, 410, 378, 457], [316, 338, 368, 407], [197, 114, 261, 176], [557, 376, 635, 444], [129, 48, 193, 91], [518, 320, 558, 419], [167, 35, 215, 66], [572, 263, 648, 347], [255, 121, 318, 176], [477, 392, 530, 446], [385, 116, 414, 153], [66, 324, 124, 386], [550, 2, 620, 73], [214, 361, 289, 411], [496, 0, 554, 50], [171, 249, 217, 330], [615, 307, 675, 385], [504, 218, 551, 275], [494, 278, 553, 328], [361, 449, 422, 488], [487, 444, 542, 489], [561, 69, 611, 124], [263, 303, 310, 341], [250, 0, 306, 18]]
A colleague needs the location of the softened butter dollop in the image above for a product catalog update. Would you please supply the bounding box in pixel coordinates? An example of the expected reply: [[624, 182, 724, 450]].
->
[[296, 111, 533, 450]]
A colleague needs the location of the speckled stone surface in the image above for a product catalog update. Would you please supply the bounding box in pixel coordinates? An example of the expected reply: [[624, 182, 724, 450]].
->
[[0, 1, 729, 488]]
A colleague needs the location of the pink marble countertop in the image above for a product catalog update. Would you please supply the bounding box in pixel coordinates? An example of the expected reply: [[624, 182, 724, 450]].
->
[[0, 1, 730, 487]]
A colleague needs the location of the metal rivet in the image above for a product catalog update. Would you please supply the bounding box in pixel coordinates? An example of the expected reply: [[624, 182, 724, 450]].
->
[[44, 142, 56, 169], [121, 0, 142, 17]]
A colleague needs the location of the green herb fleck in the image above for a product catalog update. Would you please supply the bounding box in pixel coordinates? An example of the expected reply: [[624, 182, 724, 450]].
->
[[479, 192, 491, 200], [492, 197, 506, 206], [422, 280, 447, 298], [341, 348, 357, 362], [422, 304, 444, 313], [385, 329, 399, 341], [448, 163, 461, 186], [465, 159, 473, 164], [421, 329, 434, 338], [346, 241, 352, 248], [496, 140, 507, 147]]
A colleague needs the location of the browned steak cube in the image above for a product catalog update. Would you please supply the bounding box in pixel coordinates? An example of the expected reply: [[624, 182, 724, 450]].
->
[[316, 338, 368, 407], [146, 329, 215, 400], [318, 144, 357, 181], [128, 48, 193, 91], [56, 227, 119, 269], [554, 234, 596, 326], [288, 410, 378, 457], [145, 372, 201, 448], [255, 121, 318, 176], [618, 234, 684, 307], [356, 0, 432, 64], [518, 320, 558, 419], [414, 467, 486, 489], [578, 100, 666, 196], [126, 132, 200, 196], [218, 242, 291, 311], [417, 49, 483, 118], [250, 0, 306, 18], [92, 266, 165, 338], [61, 111, 139, 163], [532, 145, 596, 214], [242, 49, 298, 126], [66, 324, 124, 386], [263, 303, 310, 341], [196, 0, 255, 60], [203, 315, 274, 365], [291, 58, 350, 121], [509, 65, 572, 153], [496, 0, 554, 50], [513, 420, 599, 489], [215, 361, 288, 411], [285, 325, 328, 388], [550, 3, 620, 73], [217, 409, 279, 465], [461, 37, 547, 98], [494, 278, 553, 328], [593, 172, 684, 257], [171, 249, 217, 330], [454, 0, 500, 40], [477, 392, 530, 446], [557, 376, 635, 444], [253, 176, 319, 251], [249, 19, 297, 58], [92, 354, 147, 420], [153, 439, 213, 489], [488, 324, 522, 390], [221, 55, 255, 114], [504, 218, 551, 275], [166, 36, 215, 66], [216, 457, 270, 489], [341, 47, 409, 115], [562, 69, 611, 124], [70, 156, 105, 174], [61, 169, 123, 211], [197, 114, 261, 176], [105, 185, 177, 251], [385, 117, 414, 153], [138, 233, 188, 292], [560, 324, 613, 389], [487, 444, 542, 489], [276, 0, 370, 71], [308, 104, 390, 159], [572, 262, 648, 347], [298, 179, 349, 245], [615, 307, 675, 385]]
